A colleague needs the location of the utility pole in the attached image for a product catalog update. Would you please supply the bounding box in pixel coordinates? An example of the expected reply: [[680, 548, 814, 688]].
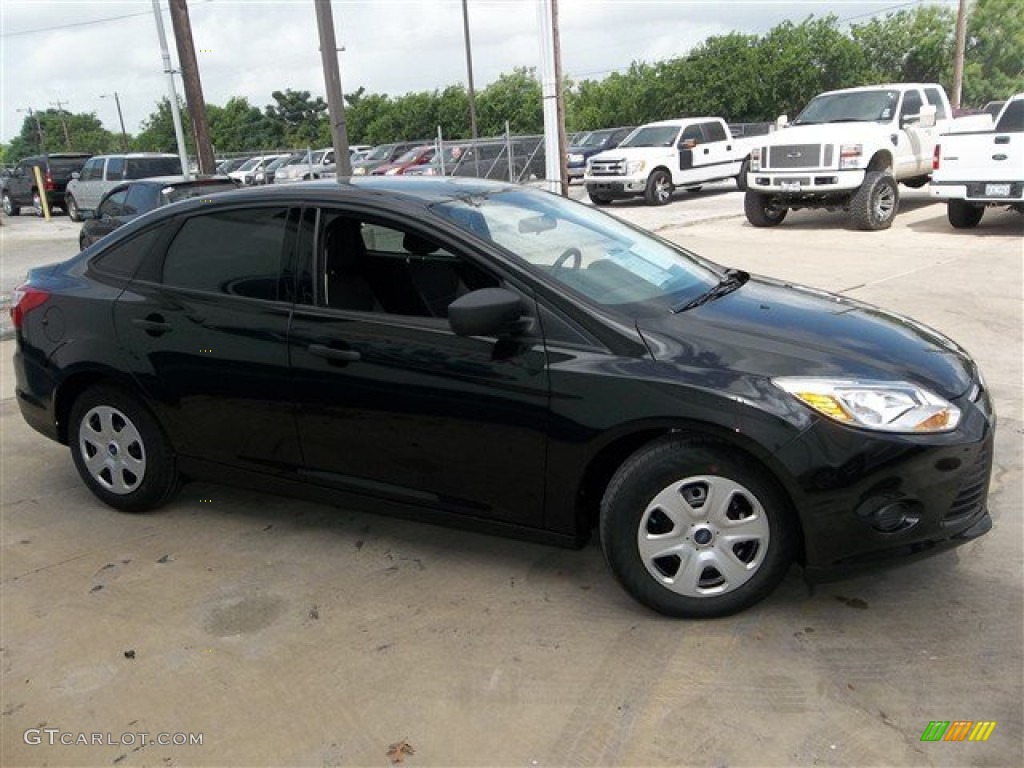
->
[[952, 0, 968, 109], [151, 0, 191, 179], [168, 0, 216, 174], [101, 92, 129, 150], [314, 0, 352, 178], [551, 0, 568, 197], [50, 99, 72, 148], [461, 0, 478, 142], [537, 0, 566, 195]]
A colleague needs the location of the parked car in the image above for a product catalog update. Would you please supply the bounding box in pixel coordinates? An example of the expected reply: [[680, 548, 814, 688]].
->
[[78, 175, 238, 249], [405, 141, 530, 181], [65, 153, 183, 221], [228, 154, 290, 186], [2, 152, 92, 216], [566, 126, 634, 180], [216, 157, 251, 175], [255, 154, 299, 185], [370, 145, 436, 175], [930, 92, 1024, 228], [11, 177, 993, 618], [274, 149, 335, 184], [351, 142, 420, 175]]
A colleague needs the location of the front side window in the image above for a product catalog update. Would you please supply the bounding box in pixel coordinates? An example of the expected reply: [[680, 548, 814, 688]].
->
[[161, 207, 289, 300], [679, 125, 703, 146], [431, 187, 717, 314], [900, 90, 924, 121], [80, 158, 103, 181]]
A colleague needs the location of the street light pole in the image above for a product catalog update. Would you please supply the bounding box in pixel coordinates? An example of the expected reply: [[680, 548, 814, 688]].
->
[[101, 93, 130, 151]]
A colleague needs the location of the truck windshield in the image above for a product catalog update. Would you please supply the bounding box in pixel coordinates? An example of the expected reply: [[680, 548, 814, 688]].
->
[[793, 90, 900, 125], [618, 126, 680, 148]]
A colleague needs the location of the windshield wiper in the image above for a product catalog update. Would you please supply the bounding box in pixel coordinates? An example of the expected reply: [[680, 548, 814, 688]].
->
[[671, 269, 749, 313]]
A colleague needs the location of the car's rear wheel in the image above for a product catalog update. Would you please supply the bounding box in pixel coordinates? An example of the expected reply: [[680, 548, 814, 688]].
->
[[744, 191, 787, 227], [2, 192, 18, 216], [66, 195, 82, 222], [947, 200, 985, 229], [644, 169, 673, 206], [69, 385, 181, 512], [600, 437, 795, 618]]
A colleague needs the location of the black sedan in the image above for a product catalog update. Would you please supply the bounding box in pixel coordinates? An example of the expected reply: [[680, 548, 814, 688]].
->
[[78, 175, 238, 249], [11, 178, 994, 618]]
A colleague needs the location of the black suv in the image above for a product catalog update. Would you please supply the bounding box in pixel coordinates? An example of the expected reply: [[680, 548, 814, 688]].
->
[[1, 153, 92, 216]]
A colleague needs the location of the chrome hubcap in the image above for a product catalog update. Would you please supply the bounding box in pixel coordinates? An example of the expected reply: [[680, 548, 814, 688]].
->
[[655, 178, 671, 201], [874, 184, 895, 220], [79, 406, 146, 495], [637, 475, 770, 597]]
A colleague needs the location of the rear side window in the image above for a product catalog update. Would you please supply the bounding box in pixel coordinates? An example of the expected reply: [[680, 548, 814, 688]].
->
[[91, 225, 167, 279], [99, 188, 130, 217], [125, 184, 160, 213], [106, 157, 126, 180], [996, 100, 1024, 133], [161, 207, 289, 300], [49, 156, 90, 174], [126, 157, 182, 179], [701, 122, 727, 142]]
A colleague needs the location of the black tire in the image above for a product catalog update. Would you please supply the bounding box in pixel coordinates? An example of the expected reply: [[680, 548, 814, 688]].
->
[[600, 437, 796, 618], [736, 158, 751, 191], [587, 190, 612, 206], [2, 191, 19, 216], [744, 191, 787, 227], [947, 200, 984, 229], [901, 176, 929, 189], [66, 195, 82, 222], [644, 169, 673, 206], [69, 385, 181, 513], [850, 171, 899, 230], [32, 190, 44, 217]]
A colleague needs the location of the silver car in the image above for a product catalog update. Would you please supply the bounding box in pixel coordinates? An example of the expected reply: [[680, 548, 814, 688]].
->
[[274, 149, 335, 184], [65, 153, 182, 221]]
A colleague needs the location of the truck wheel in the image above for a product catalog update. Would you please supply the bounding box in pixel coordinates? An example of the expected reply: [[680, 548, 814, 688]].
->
[[744, 191, 787, 227], [587, 191, 612, 206], [947, 200, 984, 229], [850, 171, 898, 230], [736, 158, 750, 191], [644, 169, 673, 206], [66, 195, 82, 222], [2, 192, 19, 216]]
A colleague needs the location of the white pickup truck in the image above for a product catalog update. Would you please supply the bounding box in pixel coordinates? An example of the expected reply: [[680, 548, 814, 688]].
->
[[744, 83, 953, 230], [930, 93, 1024, 228], [583, 117, 754, 206]]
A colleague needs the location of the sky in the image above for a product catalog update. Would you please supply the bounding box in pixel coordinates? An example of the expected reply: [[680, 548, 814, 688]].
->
[[0, 0, 956, 145]]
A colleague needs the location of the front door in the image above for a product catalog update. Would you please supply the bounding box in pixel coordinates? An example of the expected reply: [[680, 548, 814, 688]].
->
[[288, 207, 550, 526]]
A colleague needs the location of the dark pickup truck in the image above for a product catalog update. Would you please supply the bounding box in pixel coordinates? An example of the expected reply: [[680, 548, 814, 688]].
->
[[2, 153, 91, 216]]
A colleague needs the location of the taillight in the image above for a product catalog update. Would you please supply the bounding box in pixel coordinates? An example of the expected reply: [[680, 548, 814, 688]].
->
[[932, 144, 941, 171], [44, 171, 55, 191], [10, 284, 50, 330]]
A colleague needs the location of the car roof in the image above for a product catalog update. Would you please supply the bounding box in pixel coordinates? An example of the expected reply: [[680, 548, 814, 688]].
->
[[89, 152, 180, 159]]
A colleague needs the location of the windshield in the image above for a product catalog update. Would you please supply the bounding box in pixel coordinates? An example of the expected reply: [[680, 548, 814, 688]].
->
[[237, 157, 262, 171], [364, 144, 397, 161], [394, 146, 432, 164], [578, 130, 615, 148], [794, 90, 900, 124], [619, 125, 680, 148], [431, 187, 718, 314]]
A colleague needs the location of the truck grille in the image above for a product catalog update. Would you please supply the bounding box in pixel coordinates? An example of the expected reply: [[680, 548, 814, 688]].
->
[[588, 159, 626, 176], [766, 144, 822, 169]]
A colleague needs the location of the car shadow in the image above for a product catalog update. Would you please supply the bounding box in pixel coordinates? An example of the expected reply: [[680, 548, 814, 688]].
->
[[908, 206, 1024, 236]]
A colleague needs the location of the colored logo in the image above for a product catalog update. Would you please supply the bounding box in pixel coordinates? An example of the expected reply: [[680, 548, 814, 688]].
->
[[920, 721, 996, 742]]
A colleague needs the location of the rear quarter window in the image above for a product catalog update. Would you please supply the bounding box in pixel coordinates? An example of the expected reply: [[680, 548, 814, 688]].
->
[[996, 100, 1024, 133], [126, 157, 182, 179], [90, 224, 168, 280]]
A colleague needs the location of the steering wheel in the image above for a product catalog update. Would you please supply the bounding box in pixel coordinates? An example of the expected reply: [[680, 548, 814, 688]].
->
[[551, 247, 582, 275]]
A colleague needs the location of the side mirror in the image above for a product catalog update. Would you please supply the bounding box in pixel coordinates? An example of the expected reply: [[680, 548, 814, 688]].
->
[[918, 104, 937, 128], [775, 114, 789, 129], [682, 138, 697, 149], [71, 171, 81, 180], [448, 287, 523, 337], [80, 209, 96, 220]]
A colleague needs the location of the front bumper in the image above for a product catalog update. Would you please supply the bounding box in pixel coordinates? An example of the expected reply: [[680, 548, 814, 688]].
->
[[584, 177, 648, 197], [749, 168, 865, 195]]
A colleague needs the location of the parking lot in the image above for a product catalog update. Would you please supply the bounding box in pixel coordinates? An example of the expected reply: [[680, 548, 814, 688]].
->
[[1, 186, 1021, 767]]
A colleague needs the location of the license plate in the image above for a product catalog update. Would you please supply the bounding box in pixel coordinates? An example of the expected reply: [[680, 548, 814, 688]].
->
[[985, 183, 1011, 196], [780, 181, 801, 193]]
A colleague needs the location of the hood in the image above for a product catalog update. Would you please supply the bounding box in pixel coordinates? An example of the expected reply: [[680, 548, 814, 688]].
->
[[636, 276, 974, 400], [766, 122, 892, 145]]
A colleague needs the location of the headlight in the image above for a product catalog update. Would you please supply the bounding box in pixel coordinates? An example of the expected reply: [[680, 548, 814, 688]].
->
[[626, 160, 646, 175], [353, 167, 367, 175], [750, 148, 761, 171], [839, 144, 863, 170], [773, 377, 960, 433], [568, 153, 584, 164], [385, 167, 401, 175]]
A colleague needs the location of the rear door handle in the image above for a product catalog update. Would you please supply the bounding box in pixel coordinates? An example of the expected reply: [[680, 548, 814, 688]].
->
[[308, 344, 361, 363], [131, 316, 172, 336], [994, 135, 1010, 145]]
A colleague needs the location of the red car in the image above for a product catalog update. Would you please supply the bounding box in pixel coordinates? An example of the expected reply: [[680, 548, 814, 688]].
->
[[370, 145, 436, 175]]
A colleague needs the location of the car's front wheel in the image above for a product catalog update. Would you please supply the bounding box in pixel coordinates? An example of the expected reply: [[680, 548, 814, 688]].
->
[[850, 171, 898, 230], [587, 190, 612, 205], [2, 191, 18, 216], [600, 437, 795, 618], [644, 169, 673, 206], [66, 195, 82, 222], [744, 191, 787, 227], [69, 385, 181, 512]]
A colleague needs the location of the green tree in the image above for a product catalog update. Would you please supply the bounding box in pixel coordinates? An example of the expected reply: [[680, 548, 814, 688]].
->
[[135, 98, 194, 154], [476, 67, 543, 135], [963, 0, 1024, 105], [265, 89, 327, 147], [208, 96, 284, 152], [851, 6, 955, 86], [6, 110, 118, 157]]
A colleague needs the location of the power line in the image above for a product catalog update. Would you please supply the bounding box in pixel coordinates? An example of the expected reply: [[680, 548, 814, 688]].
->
[[1, 1, 213, 39]]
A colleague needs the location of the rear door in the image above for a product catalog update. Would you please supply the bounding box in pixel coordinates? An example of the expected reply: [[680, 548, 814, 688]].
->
[[287, 206, 550, 526], [114, 204, 300, 469]]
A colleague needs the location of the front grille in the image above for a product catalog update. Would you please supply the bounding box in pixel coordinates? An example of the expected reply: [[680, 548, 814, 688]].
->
[[588, 159, 626, 176], [767, 144, 821, 169], [944, 440, 993, 522]]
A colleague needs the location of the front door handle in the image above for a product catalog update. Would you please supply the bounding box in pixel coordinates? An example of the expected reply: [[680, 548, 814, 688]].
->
[[308, 344, 361, 363], [994, 135, 1010, 145], [131, 315, 172, 336]]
